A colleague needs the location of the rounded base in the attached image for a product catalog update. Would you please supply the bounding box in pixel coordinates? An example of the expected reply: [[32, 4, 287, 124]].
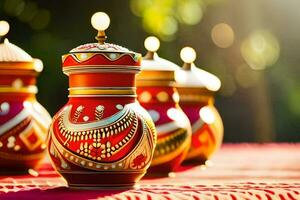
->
[[60, 170, 145, 189], [147, 150, 188, 176]]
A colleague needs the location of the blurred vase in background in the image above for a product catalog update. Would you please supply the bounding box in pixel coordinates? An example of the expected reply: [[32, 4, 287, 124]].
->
[[176, 47, 223, 164], [137, 36, 192, 175], [0, 21, 51, 173]]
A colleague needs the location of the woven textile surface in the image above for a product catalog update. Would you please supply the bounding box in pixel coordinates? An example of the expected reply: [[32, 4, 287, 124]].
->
[[1, 143, 299, 200]]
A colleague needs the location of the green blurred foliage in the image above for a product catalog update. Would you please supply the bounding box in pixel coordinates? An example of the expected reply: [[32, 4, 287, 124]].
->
[[130, 0, 221, 40]]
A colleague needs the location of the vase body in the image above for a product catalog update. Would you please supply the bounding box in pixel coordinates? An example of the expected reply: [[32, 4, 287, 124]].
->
[[177, 87, 223, 164], [137, 69, 192, 174], [0, 67, 51, 173], [48, 46, 156, 188]]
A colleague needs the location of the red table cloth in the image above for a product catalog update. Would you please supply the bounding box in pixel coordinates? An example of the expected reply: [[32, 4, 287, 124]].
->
[[1, 143, 300, 200]]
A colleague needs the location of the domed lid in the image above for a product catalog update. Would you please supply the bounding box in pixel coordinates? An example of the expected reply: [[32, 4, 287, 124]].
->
[[137, 36, 180, 85], [0, 20, 43, 73], [141, 36, 180, 72], [0, 39, 32, 62], [62, 12, 141, 75], [175, 47, 221, 92]]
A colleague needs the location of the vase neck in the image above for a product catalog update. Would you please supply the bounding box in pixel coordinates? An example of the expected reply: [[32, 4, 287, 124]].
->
[[68, 96, 137, 105], [69, 73, 136, 88], [0, 74, 38, 96], [68, 73, 137, 98]]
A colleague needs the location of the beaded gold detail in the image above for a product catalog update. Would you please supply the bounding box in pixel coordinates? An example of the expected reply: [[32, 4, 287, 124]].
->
[[57, 105, 140, 161], [49, 103, 156, 171]]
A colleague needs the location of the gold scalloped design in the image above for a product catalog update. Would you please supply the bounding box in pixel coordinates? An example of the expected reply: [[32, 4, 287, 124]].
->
[[151, 127, 191, 166], [70, 43, 130, 53], [62, 52, 141, 65]]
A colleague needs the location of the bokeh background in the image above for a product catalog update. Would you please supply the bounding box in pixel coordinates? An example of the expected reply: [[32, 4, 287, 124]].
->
[[1, 0, 299, 142]]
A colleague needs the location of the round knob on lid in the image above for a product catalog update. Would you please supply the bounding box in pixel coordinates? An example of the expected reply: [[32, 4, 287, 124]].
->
[[33, 59, 44, 72], [180, 47, 196, 64], [91, 12, 110, 44], [180, 46, 196, 70], [144, 36, 160, 59], [144, 36, 160, 52], [0, 20, 9, 42]]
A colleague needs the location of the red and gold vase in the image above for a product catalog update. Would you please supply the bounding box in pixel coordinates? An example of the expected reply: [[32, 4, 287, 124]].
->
[[0, 22, 51, 173], [176, 47, 223, 164], [137, 37, 192, 175], [48, 13, 156, 188]]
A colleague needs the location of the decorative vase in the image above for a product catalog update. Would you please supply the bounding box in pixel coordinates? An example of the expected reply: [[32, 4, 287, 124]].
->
[[0, 21, 51, 173], [47, 12, 156, 188], [176, 47, 223, 164], [136, 37, 192, 175]]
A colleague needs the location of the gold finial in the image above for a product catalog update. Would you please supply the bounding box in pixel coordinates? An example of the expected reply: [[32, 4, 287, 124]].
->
[[180, 47, 196, 70], [91, 12, 110, 44], [0, 20, 10, 43], [144, 36, 160, 59]]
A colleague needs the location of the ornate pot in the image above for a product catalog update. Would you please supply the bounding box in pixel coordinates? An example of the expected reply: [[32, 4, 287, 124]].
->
[[176, 47, 223, 164], [0, 21, 51, 173], [136, 37, 192, 175], [47, 12, 156, 188]]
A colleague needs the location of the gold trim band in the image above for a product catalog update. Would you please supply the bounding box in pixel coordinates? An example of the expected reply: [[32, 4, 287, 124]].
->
[[69, 87, 136, 96], [136, 71, 175, 82], [179, 95, 214, 103], [136, 80, 174, 87], [63, 66, 140, 75], [0, 86, 38, 94], [0, 69, 37, 76]]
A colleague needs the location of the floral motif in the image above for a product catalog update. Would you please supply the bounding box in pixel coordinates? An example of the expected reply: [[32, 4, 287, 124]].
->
[[132, 153, 147, 169]]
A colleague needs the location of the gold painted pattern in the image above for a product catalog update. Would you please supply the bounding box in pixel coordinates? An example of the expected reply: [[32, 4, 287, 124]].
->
[[62, 51, 140, 64], [49, 103, 156, 173], [58, 107, 136, 146], [0, 105, 49, 155], [75, 113, 138, 161], [69, 88, 136, 96], [0, 86, 38, 94], [151, 128, 191, 166], [49, 106, 155, 171], [95, 105, 104, 120], [19, 120, 45, 151], [55, 104, 155, 165]]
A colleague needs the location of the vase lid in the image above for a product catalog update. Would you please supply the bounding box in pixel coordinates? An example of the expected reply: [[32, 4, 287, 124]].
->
[[0, 20, 43, 73], [175, 47, 221, 92], [137, 36, 180, 85], [62, 12, 141, 75]]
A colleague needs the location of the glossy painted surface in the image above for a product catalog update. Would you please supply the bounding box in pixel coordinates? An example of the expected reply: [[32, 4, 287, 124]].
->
[[48, 51, 156, 188], [177, 88, 223, 164], [0, 72, 51, 173], [137, 86, 192, 174]]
